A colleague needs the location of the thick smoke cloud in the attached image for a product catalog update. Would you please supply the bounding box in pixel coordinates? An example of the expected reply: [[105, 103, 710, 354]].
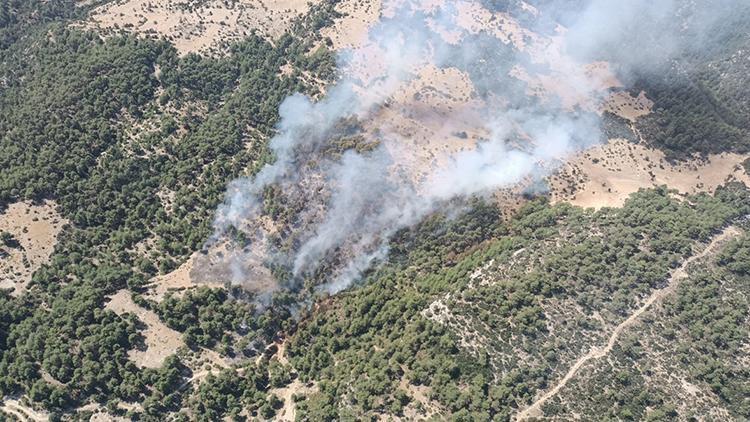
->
[[211, 0, 739, 298]]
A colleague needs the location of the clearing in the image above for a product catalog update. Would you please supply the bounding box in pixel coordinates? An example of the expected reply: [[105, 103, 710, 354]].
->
[[602, 90, 654, 122], [548, 138, 750, 209], [0, 201, 67, 296], [321, 0, 381, 50], [143, 251, 233, 302], [0, 398, 49, 422], [268, 379, 318, 421], [83, 0, 316, 55], [105, 289, 184, 368]]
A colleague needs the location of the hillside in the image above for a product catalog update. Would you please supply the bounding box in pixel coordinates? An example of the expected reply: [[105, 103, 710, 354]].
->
[[0, 0, 749, 421]]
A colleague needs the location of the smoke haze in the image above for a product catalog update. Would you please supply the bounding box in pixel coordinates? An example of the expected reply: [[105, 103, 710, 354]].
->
[[211, 0, 744, 298]]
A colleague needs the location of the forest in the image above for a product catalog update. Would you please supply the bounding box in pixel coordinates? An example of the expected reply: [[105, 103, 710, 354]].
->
[[0, 0, 340, 419], [0, 0, 749, 420]]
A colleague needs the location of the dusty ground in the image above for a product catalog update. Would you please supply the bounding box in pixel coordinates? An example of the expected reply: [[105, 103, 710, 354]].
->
[[0, 398, 49, 422], [78, 403, 131, 422], [192, 239, 278, 294], [106, 289, 184, 368], [184, 0, 638, 290], [84, 0, 316, 55], [143, 248, 250, 302], [91, 0, 635, 213], [143, 254, 197, 302], [268, 379, 318, 421], [0, 201, 67, 296], [370, 64, 489, 188], [331, 0, 624, 197], [547, 138, 750, 209], [321, 0, 381, 50], [397, 373, 441, 420], [602, 90, 654, 122], [175, 347, 233, 393]]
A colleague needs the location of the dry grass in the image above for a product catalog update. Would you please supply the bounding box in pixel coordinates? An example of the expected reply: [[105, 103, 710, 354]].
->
[[79, 403, 131, 422], [0, 398, 49, 422], [106, 289, 184, 368], [365, 64, 489, 188], [269, 379, 318, 421], [83, 0, 316, 55], [548, 139, 750, 209], [191, 239, 278, 294], [144, 254, 198, 302], [602, 90, 654, 122], [321, 0, 381, 50], [330, 0, 625, 199], [0, 201, 67, 296], [398, 373, 442, 420], [143, 250, 240, 302]]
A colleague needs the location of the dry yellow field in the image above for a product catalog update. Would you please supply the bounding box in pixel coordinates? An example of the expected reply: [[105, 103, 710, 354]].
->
[[0, 201, 67, 296]]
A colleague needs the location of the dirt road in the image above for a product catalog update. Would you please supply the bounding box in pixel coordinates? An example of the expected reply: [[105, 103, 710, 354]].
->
[[515, 226, 741, 420], [1, 399, 49, 422]]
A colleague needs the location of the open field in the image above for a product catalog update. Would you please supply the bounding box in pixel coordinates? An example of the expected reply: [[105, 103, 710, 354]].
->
[[548, 138, 750, 209], [106, 289, 184, 368], [0, 201, 67, 296], [84, 0, 316, 55]]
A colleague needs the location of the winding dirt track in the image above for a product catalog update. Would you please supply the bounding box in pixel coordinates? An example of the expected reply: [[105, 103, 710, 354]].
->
[[1, 399, 49, 422], [515, 226, 741, 421]]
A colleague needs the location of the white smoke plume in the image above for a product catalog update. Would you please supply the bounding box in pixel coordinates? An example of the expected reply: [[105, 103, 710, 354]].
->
[[210, 0, 739, 298]]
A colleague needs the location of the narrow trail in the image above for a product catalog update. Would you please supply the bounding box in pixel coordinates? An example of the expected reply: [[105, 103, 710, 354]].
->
[[176, 369, 212, 392], [1, 399, 49, 422], [515, 226, 741, 421]]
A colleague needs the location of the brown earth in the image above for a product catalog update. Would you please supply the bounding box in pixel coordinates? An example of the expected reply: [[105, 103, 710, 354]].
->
[[269, 379, 319, 421], [84, 0, 316, 55], [321, 0, 382, 50], [548, 138, 750, 209], [78, 403, 131, 422], [0, 398, 49, 422], [602, 90, 654, 122], [0, 201, 67, 296], [143, 254, 198, 302], [106, 289, 184, 368], [332, 0, 624, 199]]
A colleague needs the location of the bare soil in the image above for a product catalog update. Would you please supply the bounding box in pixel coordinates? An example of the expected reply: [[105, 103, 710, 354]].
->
[[331, 0, 625, 201], [106, 289, 184, 368], [269, 379, 318, 421], [0, 398, 49, 422], [321, 0, 382, 50], [548, 138, 750, 209], [0, 201, 67, 296], [602, 90, 654, 122], [84, 0, 316, 55]]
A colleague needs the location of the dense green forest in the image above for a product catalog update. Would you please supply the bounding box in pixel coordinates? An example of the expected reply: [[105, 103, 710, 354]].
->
[[0, 0, 341, 419], [631, 6, 750, 157], [0, 1, 749, 421], [285, 185, 750, 420]]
